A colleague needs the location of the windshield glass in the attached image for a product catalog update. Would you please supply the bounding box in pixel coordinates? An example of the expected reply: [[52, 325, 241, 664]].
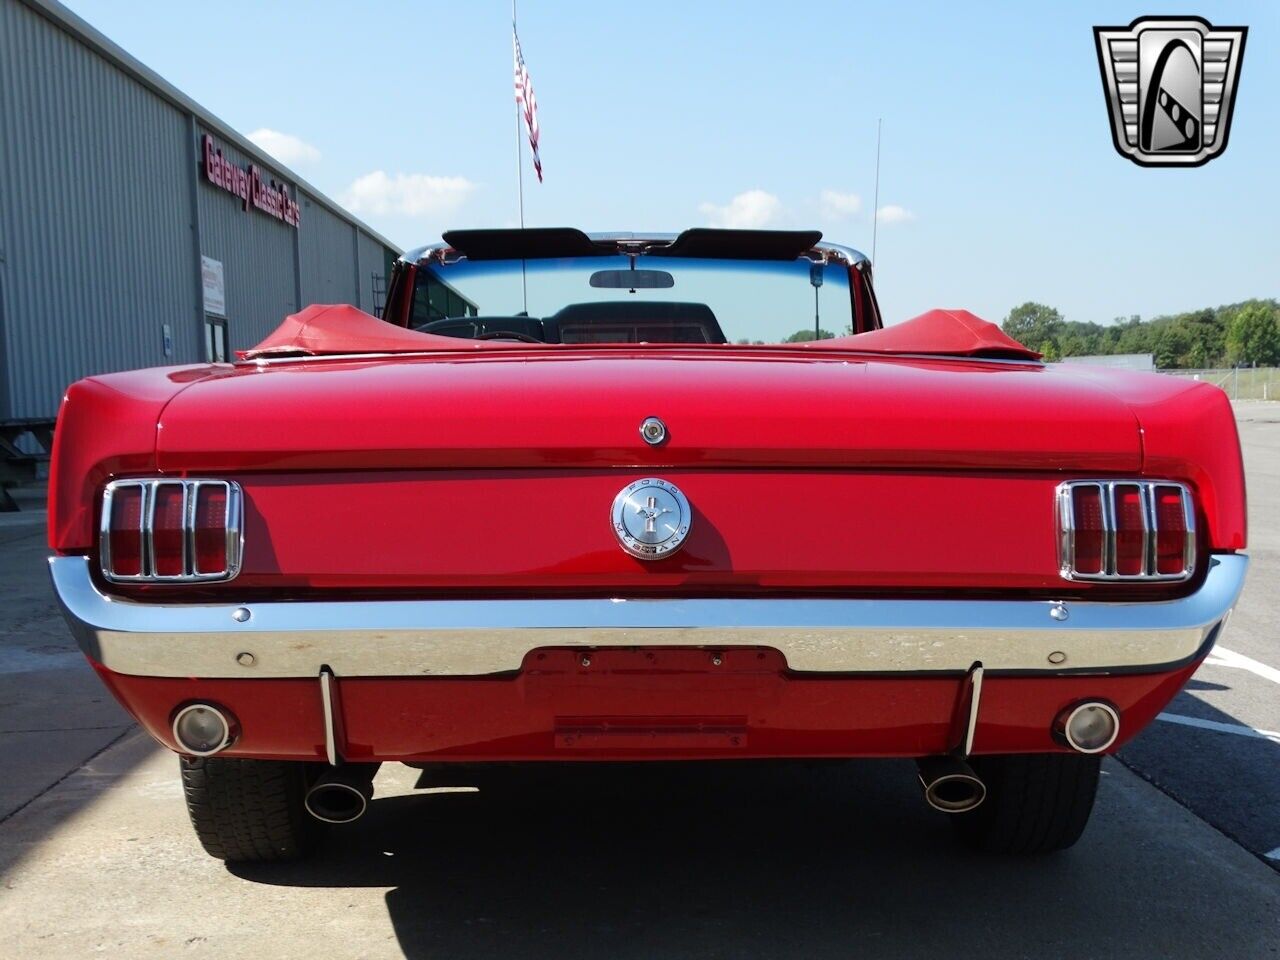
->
[[409, 256, 854, 345]]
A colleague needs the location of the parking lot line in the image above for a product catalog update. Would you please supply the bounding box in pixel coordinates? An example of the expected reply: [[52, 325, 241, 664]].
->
[[1204, 645, 1280, 685], [1156, 712, 1280, 744]]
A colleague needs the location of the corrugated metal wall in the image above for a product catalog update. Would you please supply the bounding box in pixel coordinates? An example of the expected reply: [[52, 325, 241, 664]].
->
[[195, 128, 301, 352], [0, 0, 197, 419], [0, 0, 399, 420], [299, 192, 359, 310], [356, 230, 390, 314]]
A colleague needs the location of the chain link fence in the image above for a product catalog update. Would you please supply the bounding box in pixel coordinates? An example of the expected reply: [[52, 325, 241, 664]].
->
[[1161, 367, 1279, 402]]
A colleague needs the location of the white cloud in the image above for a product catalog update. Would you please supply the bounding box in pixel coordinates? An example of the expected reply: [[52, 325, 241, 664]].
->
[[876, 204, 916, 225], [820, 189, 862, 219], [698, 189, 782, 229], [247, 128, 321, 166], [341, 171, 476, 217]]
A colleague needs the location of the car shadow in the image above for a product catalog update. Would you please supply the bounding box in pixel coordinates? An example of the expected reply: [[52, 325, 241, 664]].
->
[[1182, 679, 1231, 692], [230, 757, 1276, 959]]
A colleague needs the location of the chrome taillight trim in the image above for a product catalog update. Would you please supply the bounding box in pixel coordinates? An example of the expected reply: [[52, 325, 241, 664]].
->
[[1056, 480, 1195, 582], [101, 479, 243, 583]]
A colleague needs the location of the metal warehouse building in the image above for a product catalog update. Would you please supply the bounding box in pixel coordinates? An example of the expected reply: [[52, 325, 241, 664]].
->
[[0, 0, 400, 444]]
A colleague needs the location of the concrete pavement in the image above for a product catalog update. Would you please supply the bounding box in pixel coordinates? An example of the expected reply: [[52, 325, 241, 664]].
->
[[0, 737, 1277, 959], [1117, 409, 1280, 865]]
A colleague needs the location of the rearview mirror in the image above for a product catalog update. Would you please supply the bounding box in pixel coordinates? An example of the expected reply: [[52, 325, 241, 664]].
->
[[589, 269, 675, 289]]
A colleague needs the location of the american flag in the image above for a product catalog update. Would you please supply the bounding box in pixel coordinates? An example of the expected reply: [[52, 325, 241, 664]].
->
[[513, 26, 542, 182]]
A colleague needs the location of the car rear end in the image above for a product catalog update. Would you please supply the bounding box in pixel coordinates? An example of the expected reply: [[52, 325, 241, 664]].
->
[[47, 347, 1247, 860], [45, 231, 1248, 861]]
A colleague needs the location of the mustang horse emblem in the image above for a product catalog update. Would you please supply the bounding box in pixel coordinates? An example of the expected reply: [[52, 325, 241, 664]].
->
[[611, 478, 691, 560]]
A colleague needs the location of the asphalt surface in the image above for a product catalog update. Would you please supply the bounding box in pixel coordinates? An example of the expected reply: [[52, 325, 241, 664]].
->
[[1117, 404, 1280, 865], [0, 410, 1277, 958]]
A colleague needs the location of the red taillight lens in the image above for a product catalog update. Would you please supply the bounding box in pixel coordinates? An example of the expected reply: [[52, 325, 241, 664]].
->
[[102, 480, 240, 583], [151, 484, 187, 576], [194, 485, 229, 575], [1154, 486, 1189, 575], [1070, 485, 1105, 575], [1060, 480, 1193, 581], [1113, 484, 1146, 576], [107, 485, 144, 577]]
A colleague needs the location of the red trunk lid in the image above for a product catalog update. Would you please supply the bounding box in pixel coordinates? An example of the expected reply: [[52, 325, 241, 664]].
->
[[154, 351, 1140, 472]]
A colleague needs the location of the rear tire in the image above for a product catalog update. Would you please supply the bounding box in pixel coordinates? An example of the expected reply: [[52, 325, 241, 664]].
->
[[180, 757, 322, 862], [950, 753, 1101, 855]]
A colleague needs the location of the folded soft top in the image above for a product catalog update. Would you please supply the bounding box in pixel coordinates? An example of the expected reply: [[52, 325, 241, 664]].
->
[[799, 309, 1041, 360], [243, 304, 1040, 361]]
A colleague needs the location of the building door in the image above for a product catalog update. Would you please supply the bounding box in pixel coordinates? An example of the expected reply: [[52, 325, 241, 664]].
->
[[204, 317, 229, 362]]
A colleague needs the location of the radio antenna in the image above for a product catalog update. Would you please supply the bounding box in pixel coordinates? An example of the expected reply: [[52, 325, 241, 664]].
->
[[871, 118, 882, 265]]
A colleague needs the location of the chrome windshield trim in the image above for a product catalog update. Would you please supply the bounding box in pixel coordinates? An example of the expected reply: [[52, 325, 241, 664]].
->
[[401, 234, 870, 267], [50, 555, 1247, 680]]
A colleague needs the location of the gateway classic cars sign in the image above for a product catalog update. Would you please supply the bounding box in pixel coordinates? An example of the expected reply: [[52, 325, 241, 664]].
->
[[201, 134, 301, 228]]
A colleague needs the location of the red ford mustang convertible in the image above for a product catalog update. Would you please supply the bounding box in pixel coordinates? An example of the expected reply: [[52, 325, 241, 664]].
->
[[48, 228, 1247, 861]]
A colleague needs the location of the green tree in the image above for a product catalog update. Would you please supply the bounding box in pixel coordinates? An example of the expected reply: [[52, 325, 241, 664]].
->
[[1115, 322, 1156, 355], [1002, 302, 1064, 351], [1186, 341, 1210, 369], [1057, 331, 1092, 357], [1154, 325, 1191, 369], [1039, 339, 1060, 361], [785, 329, 835, 342], [1226, 303, 1280, 365]]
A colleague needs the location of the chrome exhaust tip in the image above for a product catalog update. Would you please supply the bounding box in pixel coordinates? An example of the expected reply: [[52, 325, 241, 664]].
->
[[304, 767, 377, 824], [917, 755, 986, 813]]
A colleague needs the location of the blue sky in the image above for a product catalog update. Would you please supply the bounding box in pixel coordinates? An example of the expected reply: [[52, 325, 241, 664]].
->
[[64, 1, 1279, 328]]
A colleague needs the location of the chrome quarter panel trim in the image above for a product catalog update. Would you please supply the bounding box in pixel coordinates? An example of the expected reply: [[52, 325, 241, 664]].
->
[[49, 554, 1247, 680]]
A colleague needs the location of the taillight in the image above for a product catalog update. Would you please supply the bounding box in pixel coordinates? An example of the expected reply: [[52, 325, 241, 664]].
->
[[101, 480, 241, 583], [151, 483, 187, 577], [106, 484, 144, 577], [1112, 484, 1146, 576], [1153, 484, 1191, 575], [194, 484, 230, 576], [1069, 485, 1105, 575], [1057, 480, 1194, 581]]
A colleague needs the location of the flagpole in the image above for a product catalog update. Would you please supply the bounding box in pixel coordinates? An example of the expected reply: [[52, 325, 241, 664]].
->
[[871, 117, 882, 265], [512, 0, 527, 311], [513, 0, 525, 230]]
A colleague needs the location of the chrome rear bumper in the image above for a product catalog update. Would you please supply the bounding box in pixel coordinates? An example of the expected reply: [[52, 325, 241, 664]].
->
[[49, 555, 1247, 679]]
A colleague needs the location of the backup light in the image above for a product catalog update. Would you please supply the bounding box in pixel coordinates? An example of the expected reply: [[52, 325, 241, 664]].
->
[[172, 703, 236, 756], [101, 479, 242, 582], [1057, 480, 1195, 581], [1057, 701, 1120, 754]]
